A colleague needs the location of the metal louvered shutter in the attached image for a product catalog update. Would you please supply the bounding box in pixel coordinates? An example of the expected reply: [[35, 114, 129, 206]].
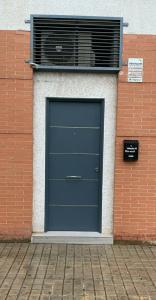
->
[[31, 15, 123, 72]]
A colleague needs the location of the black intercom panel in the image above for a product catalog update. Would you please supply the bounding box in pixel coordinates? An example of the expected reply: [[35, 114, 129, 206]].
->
[[123, 140, 139, 161]]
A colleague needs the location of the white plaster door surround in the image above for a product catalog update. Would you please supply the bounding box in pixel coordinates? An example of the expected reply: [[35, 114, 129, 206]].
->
[[33, 72, 117, 240]]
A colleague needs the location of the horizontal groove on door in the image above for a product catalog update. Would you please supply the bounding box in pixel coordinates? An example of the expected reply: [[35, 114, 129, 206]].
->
[[48, 153, 100, 155], [49, 126, 100, 129], [48, 204, 98, 207], [48, 178, 98, 181]]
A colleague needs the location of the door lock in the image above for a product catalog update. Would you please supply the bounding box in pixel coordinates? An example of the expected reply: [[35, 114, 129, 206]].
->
[[95, 167, 99, 173]]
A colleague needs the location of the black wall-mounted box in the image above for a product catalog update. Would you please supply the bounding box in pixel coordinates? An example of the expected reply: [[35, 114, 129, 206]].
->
[[123, 140, 139, 161]]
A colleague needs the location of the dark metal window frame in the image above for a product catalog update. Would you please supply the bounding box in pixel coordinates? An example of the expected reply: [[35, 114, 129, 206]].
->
[[30, 15, 123, 73]]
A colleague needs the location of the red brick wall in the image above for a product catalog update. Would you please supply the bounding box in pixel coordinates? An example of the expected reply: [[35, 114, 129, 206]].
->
[[114, 35, 156, 241], [1, 30, 156, 241], [0, 30, 33, 239]]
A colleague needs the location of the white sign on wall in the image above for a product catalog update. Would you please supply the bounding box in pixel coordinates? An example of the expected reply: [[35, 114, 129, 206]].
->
[[128, 58, 143, 82]]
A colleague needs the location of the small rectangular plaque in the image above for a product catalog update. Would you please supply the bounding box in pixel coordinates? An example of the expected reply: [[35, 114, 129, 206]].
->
[[123, 140, 139, 161], [128, 58, 143, 82]]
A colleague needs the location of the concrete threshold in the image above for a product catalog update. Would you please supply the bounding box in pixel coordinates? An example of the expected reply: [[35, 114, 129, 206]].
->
[[31, 231, 113, 244]]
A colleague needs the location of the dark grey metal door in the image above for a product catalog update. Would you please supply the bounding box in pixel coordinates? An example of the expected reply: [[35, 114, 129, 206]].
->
[[45, 99, 103, 231]]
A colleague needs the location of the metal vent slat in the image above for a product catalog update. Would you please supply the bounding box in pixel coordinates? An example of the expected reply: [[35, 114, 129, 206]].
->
[[34, 31, 120, 35], [34, 25, 120, 29], [31, 15, 122, 72], [34, 52, 120, 57]]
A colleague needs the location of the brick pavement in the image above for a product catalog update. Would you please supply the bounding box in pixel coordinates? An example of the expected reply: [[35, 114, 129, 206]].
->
[[0, 243, 156, 299]]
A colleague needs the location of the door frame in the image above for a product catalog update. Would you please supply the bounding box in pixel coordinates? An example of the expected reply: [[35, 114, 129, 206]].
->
[[45, 97, 105, 233]]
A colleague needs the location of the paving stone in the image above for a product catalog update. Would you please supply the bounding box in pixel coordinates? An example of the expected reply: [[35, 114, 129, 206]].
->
[[95, 290, 106, 299], [29, 296, 40, 300], [40, 296, 51, 300], [5, 296, 17, 300], [0, 243, 156, 299]]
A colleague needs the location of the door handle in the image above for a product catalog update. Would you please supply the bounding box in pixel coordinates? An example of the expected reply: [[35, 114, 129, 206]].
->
[[65, 176, 82, 180]]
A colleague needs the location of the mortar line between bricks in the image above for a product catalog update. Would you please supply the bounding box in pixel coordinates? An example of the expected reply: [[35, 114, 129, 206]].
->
[[117, 135, 156, 138], [119, 245, 139, 298], [0, 77, 32, 80], [118, 81, 156, 84], [0, 132, 32, 135], [6, 243, 30, 298], [39, 244, 52, 300], [111, 245, 129, 300], [97, 246, 107, 300], [16, 244, 37, 299], [28, 244, 45, 300], [0, 243, 22, 294]]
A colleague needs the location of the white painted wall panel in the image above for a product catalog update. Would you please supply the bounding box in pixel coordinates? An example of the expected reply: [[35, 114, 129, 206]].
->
[[33, 73, 117, 236], [1, 0, 156, 34]]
